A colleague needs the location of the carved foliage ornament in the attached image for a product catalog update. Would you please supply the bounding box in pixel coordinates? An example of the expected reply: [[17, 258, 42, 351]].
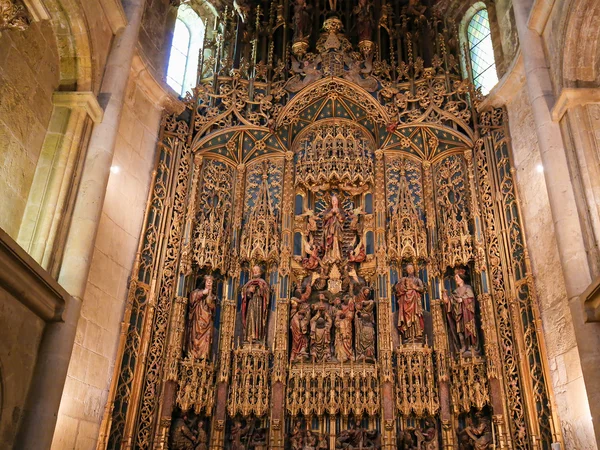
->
[[193, 159, 234, 272], [240, 160, 283, 264], [0, 0, 29, 32], [295, 122, 374, 191]]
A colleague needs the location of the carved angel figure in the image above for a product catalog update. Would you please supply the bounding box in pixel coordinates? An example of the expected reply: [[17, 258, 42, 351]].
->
[[286, 55, 323, 92], [242, 265, 271, 344], [442, 268, 479, 356], [343, 57, 378, 92], [394, 264, 425, 344], [186, 275, 216, 360]]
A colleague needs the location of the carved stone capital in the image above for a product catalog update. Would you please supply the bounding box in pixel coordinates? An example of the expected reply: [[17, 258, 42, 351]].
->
[[52, 91, 104, 123]]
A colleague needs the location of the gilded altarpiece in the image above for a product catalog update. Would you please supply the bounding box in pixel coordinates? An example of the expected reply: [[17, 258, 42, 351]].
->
[[99, 2, 562, 450]]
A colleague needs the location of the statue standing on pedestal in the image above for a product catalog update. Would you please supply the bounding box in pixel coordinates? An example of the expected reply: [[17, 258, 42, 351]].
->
[[354, 0, 374, 42], [242, 265, 271, 345], [186, 275, 216, 360], [292, 0, 312, 42], [443, 268, 479, 356], [394, 264, 425, 344]]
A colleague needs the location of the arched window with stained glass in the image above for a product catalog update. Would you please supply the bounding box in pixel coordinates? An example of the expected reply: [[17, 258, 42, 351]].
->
[[465, 6, 498, 95], [167, 5, 205, 96]]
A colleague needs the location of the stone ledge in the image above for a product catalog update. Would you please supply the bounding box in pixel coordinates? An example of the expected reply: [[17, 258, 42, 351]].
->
[[583, 276, 600, 322], [0, 229, 69, 322], [477, 50, 525, 111], [132, 48, 185, 115], [551, 88, 600, 121], [53, 91, 104, 123]]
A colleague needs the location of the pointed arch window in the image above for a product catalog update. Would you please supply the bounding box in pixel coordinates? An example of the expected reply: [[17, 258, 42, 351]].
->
[[466, 7, 498, 95], [167, 5, 205, 96]]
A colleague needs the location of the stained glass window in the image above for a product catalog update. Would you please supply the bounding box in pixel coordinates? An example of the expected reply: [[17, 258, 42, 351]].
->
[[167, 19, 190, 95], [467, 9, 498, 95], [167, 6, 205, 96]]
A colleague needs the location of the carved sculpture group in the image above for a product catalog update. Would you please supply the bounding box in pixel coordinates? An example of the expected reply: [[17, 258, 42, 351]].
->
[[290, 194, 375, 364]]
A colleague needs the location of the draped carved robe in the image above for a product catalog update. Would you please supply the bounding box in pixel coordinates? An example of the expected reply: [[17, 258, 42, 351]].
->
[[395, 275, 425, 343], [242, 275, 270, 344], [186, 288, 216, 360]]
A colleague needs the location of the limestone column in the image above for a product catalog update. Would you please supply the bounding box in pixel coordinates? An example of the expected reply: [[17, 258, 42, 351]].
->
[[513, 0, 600, 443], [14, 1, 147, 448]]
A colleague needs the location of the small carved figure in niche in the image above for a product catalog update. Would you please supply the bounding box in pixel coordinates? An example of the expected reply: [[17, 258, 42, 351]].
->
[[355, 287, 376, 362], [290, 420, 305, 450], [459, 411, 492, 450], [335, 424, 380, 449], [343, 267, 366, 296], [317, 433, 329, 450], [242, 265, 270, 345], [364, 429, 381, 449], [170, 413, 208, 450], [248, 422, 268, 450], [291, 308, 310, 362], [353, 0, 374, 42], [186, 275, 216, 360], [414, 418, 438, 450], [403, 0, 427, 21], [230, 420, 251, 450], [196, 420, 209, 450], [394, 264, 425, 344], [322, 194, 346, 265], [397, 428, 417, 450], [334, 295, 355, 362], [304, 429, 318, 450], [310, 305, 333, 362], [442, 268, 479, 356], [292, 0, 312, 42]]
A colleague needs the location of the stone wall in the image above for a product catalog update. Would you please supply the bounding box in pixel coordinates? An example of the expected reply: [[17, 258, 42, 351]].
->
[[0, 21, 59, 239], [139, 0, 177, 80], [51, 71, 163, 449], [505, 80, 597, 450], [0, 289, 46, 446]]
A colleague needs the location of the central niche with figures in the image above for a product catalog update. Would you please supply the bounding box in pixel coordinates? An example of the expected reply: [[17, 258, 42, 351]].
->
[[287, 120, 381, 447]]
